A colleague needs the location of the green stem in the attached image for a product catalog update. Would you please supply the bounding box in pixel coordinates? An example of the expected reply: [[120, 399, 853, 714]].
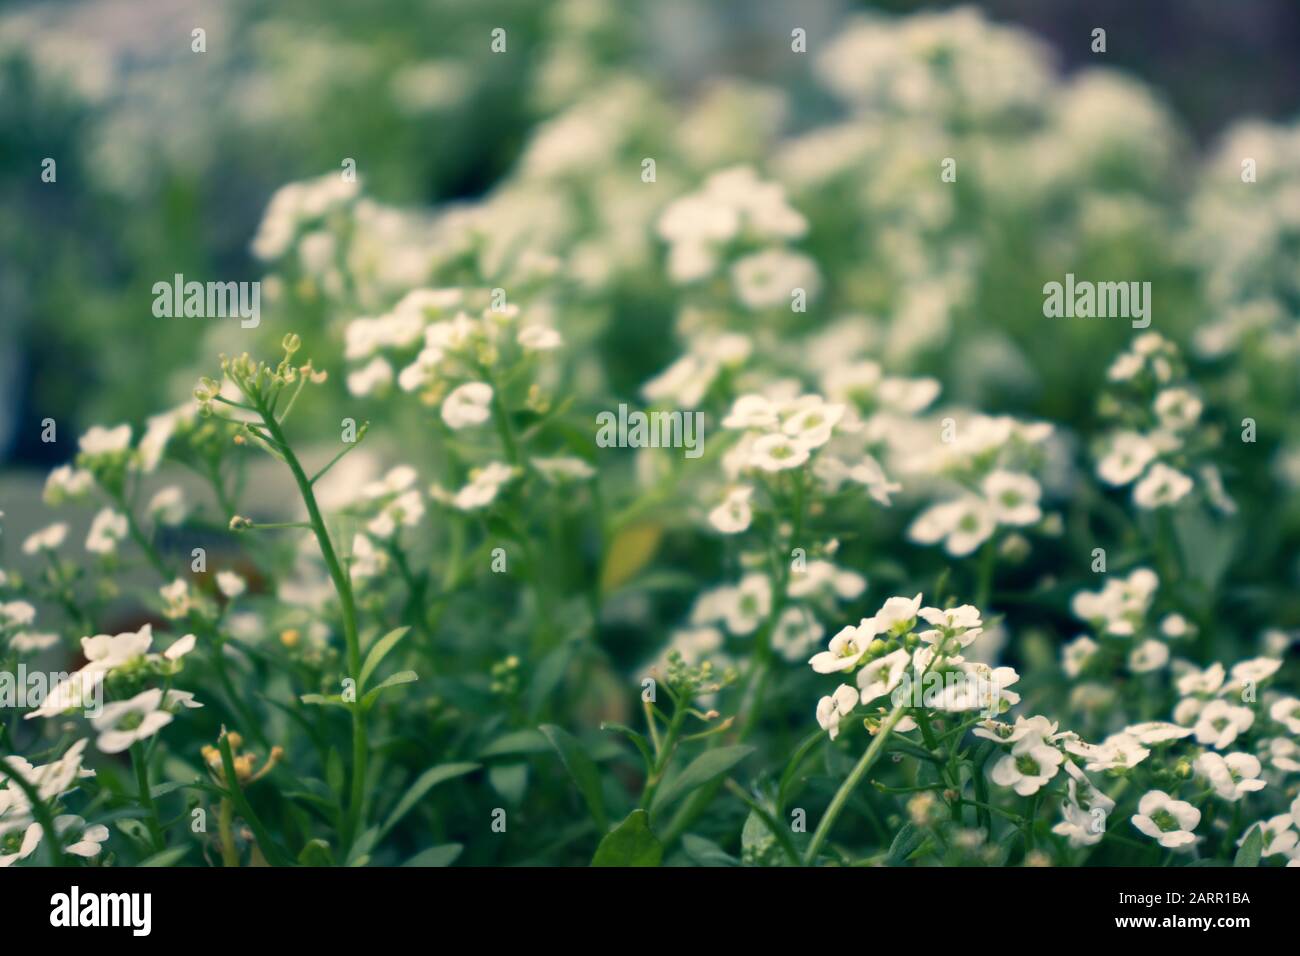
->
[[132, 743, 166, 853], [804, 703, 908, 865]]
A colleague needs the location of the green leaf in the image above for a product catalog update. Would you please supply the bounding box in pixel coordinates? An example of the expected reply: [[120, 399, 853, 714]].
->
[[681, 833, 738, 866], [600, 523, 662, 594], [1234, 824, 1263, 868], [591, 809, 662, 867], [297, 838, 335, 867], [137, 846, 191, 867], [402, 844, 463, 867], [887, 822, 926, 867], [359, 626, 411, 691], [540, 724, 608, 832], [478, 729, 550, 758], [299, 693, 348, 709], [651, 745, 755, 815], [361, 669, 419, 710], [380, 762, 479, 838]]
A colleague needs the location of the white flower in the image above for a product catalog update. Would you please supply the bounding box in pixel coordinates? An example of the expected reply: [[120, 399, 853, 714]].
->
[[1097, 432, 1157, 486], [1196, 752, 1266, 802], [1132, 790, 1200, 849], [1176, 661, 1225, 696], [856, 649, 909, 702], [80, 624, 155, 674], [847, 455, 902, 506], [160, 579, 192, 619], [346, 357, 394, 397], [529, 456, 595, 483], [973, 714, 1059, 745], [441, 382, 494, 430], [1128, 639, 1169, 673], [1160, 613, 1193, 639], [1153, 388, 1202, 430], [367, 489, 425, 538], [748, 432, 810, 471], [397, 347, 444, 392], [10, 631, 59, 654], [1052, 761, 1116, 848], [137, 409, 181, 473], [771, 607, 824, 663], [78, 424, 132, 457], [907, 497, 995, 557], [1193, 699, 1254, 749], [873, 593, 923, 636], [164, 634, 196, 661], [918, 604, 983, 649], [0, 820, 41, 868], [517, 325, 562, 350], [147, 486, 187, 525], [780, 396, 844, 450], [1264, 737, 1300, 773], [1065, 732, 1150, 772], [1245, 816, 1299, 858], [55, 815, 110, 858], [91, 688, 174, 754], [787, 560, 866, 601], [816, 684, 858, 740], [1269, 697, 1300, 735], [982, 471, 1042, 526], [43, 465, 93, 504], [708, 486, 754, 534], [216, 571, 246, 599], [1227, 657, 1282, 692], [990, 736, 1064, 796], [1062, 635, 1099, 678], [731, 249, 820, 311], [723, 573, 771, 635], [350, 533, 388, 579], [22, 522, 68, 555], [1133, 463, 1193, 509], [0, 601, 37, 628], [722, 394, 779, 430], [1122, 721, 1194, 745], [433, 463, 515, 511], [809, 618, 880, 674], [85, 508, 128, 554]]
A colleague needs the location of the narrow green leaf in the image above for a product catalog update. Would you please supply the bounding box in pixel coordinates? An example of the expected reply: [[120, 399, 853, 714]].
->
[[540, 724, 608, 832], [1234, 824, 1263, 868], [591, 809, 662, 867], [402, 844, 463, 867], [361, 669, 419, 710], [380, 762, 479, 838], [297, 838, 335, 867], [651, 745, 755, 815], [359, 626, 411, 691], [137, 846, 191, 867]]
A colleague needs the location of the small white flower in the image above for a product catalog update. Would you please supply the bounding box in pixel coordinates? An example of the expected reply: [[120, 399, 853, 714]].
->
[[722, 394, 779, 430], [10, 631, 59, 654], [0, 601, 37, 628], [78, 424, 132, 457], [160, 579, 192, 619], [22, 522, 68, 555], [1122, 721, 1194, 745], [85, 509, 128, 555], [216, 571, 246, 599], [780, 396, 844, 450], [80, 624, 155, 674], [816, 684, 858, 740], [1269, 697, 1300, 735], [1264, 737, 1300, 773], [771, 607, 824, 663], [43, 465, 93, 504], [1052, 761, 1116, 847], [982, 471, 1042, 526], [1176, 661, 1225, 696], [147, 486, 187, 525], [517, 325, 562, 350], [1153, 387, 1202, 430], [1193, 699, 1254, 749], [1065, 732, 1150, 772], [1196, 752, 1266, 802], [855, 648, 909, 703], [731, 249, 820, 311], [990, 736, 1064, 796], [346, 357, 394, 397], [1133, 462, 1193, 509], [748, 432, 810, 472], [1128, 639, 1169, 673], [1097, 431, 1157, 486], [1245, 816, 1299, 858], [441, 382, 494, 430], [433, 463, 516, 511], [847, 454, 902, 506], [91, 688, 174, 754], [1131, 790, 1200, 849], [0, 820, 42, 868], [873, 593, 923, 635], [809, 618, 880, 674], [529, 456, 595, 483], [708, 486, 754, 534], [55, 815, 110, 858], [1062, 635, 1099, 678], [723, 573, 771, 635]]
